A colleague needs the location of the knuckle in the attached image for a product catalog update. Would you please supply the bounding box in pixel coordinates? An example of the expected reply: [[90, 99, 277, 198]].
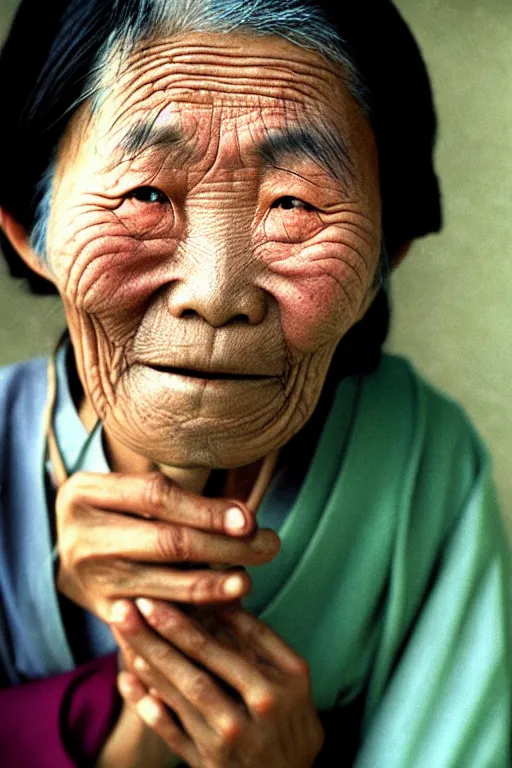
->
[[189, 572, 220, 604], [150, 642, 173, 668], [291, 657, 311, 680], [184, 626, 209, 657], [144, 472, 173, 513], [245, 621, 268, 650], [216, 714, 242, 745], [55, 477, 80, 518], [249, 686, 277, 716], [156, 523, 190, 562], [58, 526, 91, 570], [186, 672, 215, 706], [92, 558, 132, 590]]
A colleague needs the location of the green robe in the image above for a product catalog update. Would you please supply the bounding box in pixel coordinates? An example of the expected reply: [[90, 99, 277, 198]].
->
[[245, 355, 511, 767]]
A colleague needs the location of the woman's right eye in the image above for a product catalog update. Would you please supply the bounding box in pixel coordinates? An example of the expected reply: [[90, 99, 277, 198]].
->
[[126, 186, 169, 204]]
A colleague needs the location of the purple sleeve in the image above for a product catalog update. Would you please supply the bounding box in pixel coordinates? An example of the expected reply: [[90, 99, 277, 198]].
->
[[0, 654, 120, 767]]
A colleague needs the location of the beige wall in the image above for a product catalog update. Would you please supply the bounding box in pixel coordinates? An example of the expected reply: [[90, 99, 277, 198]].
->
[[1, 1, 511, 531], [390, 0, 512, 535]]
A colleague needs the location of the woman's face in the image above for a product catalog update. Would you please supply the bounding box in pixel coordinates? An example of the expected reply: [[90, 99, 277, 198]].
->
[[45, 32, 381, 469]]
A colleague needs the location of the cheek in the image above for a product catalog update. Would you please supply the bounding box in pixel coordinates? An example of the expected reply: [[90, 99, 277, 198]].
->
[[50, 210, 179, 337], [261, 240, 377, 352], [271, 275, 345, 352]]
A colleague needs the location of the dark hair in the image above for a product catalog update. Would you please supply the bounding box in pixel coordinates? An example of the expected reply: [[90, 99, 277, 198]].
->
[[0, 0, 441, 374]]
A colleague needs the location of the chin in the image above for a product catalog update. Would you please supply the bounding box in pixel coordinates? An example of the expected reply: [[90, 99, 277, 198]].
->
[[104, 399, 311, 470], [110, 417, 288, 469], [102, 363, 324, 469]]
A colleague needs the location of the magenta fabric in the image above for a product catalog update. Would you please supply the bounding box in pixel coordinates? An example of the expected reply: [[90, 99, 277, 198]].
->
[[0, 653, 119, 767]]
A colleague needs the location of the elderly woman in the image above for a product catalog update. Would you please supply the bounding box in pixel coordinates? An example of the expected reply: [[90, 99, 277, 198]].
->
[[0, 0, 509, 766]]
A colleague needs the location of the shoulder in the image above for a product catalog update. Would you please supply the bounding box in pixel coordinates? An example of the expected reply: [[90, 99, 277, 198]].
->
[[0, 358, 49, 463], [0, 357, 48, 414], [365, 353, 484, 471], [351, 354, 494, 557], [357, 360, 511, 765], [0, 356, 48, 392]]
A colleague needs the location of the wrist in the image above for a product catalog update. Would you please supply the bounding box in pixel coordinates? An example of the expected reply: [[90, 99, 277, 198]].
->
[[96, 700, 181, 768]]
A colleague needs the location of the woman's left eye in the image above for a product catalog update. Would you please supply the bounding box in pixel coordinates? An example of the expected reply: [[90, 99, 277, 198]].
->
[[272, 196, 315, 212], [126, 186, 169, 204], [264, 196, 322, 244]]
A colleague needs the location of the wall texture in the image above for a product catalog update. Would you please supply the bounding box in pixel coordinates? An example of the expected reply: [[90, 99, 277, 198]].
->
[[1, 1, 511, 531], [390, 0, 512, 535]]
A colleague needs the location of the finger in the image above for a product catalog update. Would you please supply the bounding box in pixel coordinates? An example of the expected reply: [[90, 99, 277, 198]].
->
[[120, 679, 199, 767], [59, 471, 254, 535], [64, 511, 280, 565], [132, 656, 212, 742], [118, 670, 148, 704], [135, 599, 276, 712], [218, 607, 309, 676], [110, 602, 145, 670], [97, 563, 251, 612], [118, 618, 245, 739]]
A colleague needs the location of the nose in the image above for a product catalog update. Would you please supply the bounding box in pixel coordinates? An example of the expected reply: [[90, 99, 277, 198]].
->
[[168, 249, 268, 328]]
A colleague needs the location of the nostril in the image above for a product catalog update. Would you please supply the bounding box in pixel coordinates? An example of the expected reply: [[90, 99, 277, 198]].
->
[[181, 309, 198, 319], [226, 313, 251, 326]]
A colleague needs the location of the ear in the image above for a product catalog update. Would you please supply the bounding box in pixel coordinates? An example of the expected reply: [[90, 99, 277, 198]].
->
[[390, 240, 412, 271], [0, 207, 54, 283]]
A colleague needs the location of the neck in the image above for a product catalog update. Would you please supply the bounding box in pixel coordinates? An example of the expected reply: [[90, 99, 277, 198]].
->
[[99, 427, 215, 495], [80, 396, 266, 500]]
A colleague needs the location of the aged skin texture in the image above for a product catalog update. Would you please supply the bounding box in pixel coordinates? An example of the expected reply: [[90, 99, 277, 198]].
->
[[15, 33, 382, 475]]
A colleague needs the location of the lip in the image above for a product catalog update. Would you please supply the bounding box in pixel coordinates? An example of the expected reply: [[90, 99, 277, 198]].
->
[[145, 364, 277, 382]]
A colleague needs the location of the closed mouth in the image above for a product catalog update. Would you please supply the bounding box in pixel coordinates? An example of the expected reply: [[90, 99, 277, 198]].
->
[[148, 364, 272, 381]]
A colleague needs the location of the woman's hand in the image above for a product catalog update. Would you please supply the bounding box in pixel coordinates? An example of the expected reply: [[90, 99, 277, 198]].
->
[[55, 471, 280, 624], [96, 695, 182, 768], [112, 599, 325, 768]]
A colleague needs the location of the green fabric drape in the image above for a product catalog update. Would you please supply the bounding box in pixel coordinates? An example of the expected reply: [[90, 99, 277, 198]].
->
[[245, 355, 511, 767]]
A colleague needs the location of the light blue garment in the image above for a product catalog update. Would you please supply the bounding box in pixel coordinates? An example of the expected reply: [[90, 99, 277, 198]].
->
[[0, 349, 117, 685]]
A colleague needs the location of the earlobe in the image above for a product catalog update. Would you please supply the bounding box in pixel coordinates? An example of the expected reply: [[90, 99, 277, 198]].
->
[[0, 207, 54, 283]]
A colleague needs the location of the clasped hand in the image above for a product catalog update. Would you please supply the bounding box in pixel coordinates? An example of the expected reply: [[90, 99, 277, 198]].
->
[[56, 472, 324, 767]]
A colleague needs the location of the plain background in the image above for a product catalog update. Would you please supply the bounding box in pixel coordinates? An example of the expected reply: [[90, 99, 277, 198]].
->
[[0, 0, 511, 535]]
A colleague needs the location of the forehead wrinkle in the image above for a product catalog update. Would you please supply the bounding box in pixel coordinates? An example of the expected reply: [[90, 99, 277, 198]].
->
[[96, 38, 346, 127], [257, 122, 354, 188]]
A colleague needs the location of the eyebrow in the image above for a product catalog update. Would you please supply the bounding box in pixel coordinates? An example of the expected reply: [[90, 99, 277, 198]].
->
[[257, 125, 354, 186], [119, 116, 354, 185], [120, 116, 186, 155]]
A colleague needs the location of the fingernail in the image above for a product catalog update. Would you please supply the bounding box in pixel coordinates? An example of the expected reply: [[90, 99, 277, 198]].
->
[[223, 573, 244, 596], [225, 506, 246, 532], [135, 598, 154, 618], [133, 655, 149, 673], [110, 601, 130, 624], [118, 672, 136, 696], [137, 696, 161, 725]]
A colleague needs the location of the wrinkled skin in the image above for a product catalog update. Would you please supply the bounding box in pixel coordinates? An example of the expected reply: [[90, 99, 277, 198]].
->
[[4, 32, 383, 766], [43, 32, 382, 471], [112, 599, 325, 768]]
